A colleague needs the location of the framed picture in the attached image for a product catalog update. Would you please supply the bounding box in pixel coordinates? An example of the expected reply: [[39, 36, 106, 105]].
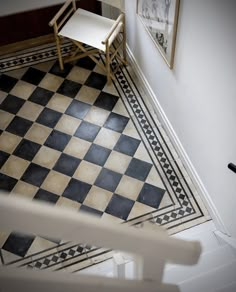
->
[[137, 0, 180, 69]]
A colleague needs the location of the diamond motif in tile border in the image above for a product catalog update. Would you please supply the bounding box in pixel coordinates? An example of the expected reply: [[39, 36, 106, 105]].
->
[[0, 45, 209, 272]]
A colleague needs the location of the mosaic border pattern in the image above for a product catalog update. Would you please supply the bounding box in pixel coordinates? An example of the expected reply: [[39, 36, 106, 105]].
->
[[0, 43, 210, 271]]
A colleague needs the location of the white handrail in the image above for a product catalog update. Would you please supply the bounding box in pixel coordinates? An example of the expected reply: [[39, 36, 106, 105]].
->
[[0, 194, 201, 292], [0, 266, 179, 292]]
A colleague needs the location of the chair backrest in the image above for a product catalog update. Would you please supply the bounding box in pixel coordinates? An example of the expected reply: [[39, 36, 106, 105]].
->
[[97, 0, 124, 12], [49, 0, 76, 30]]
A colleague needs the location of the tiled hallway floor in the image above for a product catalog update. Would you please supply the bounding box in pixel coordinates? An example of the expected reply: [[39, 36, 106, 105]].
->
[[0, 43, 210, 270]]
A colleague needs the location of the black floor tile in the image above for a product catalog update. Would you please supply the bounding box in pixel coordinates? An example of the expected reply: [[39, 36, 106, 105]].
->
[[84, 144, 111, 166], [2, 232, 35, 257], [85, 72, 107, 90], [0, 74, 18, 93], [57, 79, 82, 98], [65, 100, 91, 119], [62, 178, 91, 203], [0, 150, 10, 168], [137, 183, 165, 208], [28, 87, 54, 106], [0, 173, 17, 192], [53, 153, 81, 176], [21, 67, 45, 85], [44, 130, 71, 152], [36, 108, 62, 128], [6, 116, 33, 137], [21, 163, 50, 187], [95, 168, 122, 192], [0, 94, 25, 114], [74, 121, 100, 142], [34, 189, 60, 204], [114, 134, 140, 156], [49, 61, 73, 78], [94, 92, 119, 111], [104, 113, 129, 133], [105, 194, 134, 220], [76, 57, 96, 70], [13, 139, 41, 161], [125, 158, 152, 181], [79, 205, 103, 217]]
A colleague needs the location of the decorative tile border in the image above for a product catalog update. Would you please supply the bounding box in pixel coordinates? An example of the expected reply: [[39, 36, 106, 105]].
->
[[0, 43, 210, 272]]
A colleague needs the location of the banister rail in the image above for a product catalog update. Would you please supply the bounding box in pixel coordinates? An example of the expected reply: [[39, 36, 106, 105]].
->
[[0, 193, 202, 292]]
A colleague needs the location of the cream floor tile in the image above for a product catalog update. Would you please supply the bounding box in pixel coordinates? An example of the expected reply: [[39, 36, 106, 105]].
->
[[33, 146, 61, 169], [103, 82, 119, 96], [17, 101, 43, 121], [75, 85, 100, 105], [5, 67, 27, 79], [115, 175, 144, 201], [41, 170, 70, 195], [122, 119, 141, 140], [64, 137, 90, 159], [33, 60, 55, 72], [47, 93, 72, 113], [73, 160, 102, 184], [56, 197, 81, 212], [25, 123, 52, 144], [84, 106, 110, 126], [0, 132, 21, 153], [0, 90, 7, 103], [112, 99, 129, 117], [146, 166, 166, 189], [55, 114, 81, 135], [39, 73, 64, 92], [26, 237, 57, 256], [0, 110, 14, 130], [134, 143, 152, 163], [11, 181, 38, 199], [1, 155, 30, 179], [93, 64, 106, 76], [67, 66, 91, 84], [0, 231, 11, 248], [10, 80, 36, 100], [84, 186, 113, 212], [104, 151, 131, 173], [158, 192, 173, 209], [94, 127, 120, 149], [1, 249, 22, 264], [101, 213, 124, 224]]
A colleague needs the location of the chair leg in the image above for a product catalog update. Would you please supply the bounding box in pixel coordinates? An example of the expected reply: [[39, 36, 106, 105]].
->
[[55, 35, 64, 70], [106, 44, 111, 84], [122, 17, 127, 63]]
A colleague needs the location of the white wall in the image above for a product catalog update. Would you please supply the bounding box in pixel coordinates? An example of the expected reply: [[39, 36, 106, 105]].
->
[[125, 0, 236, 236], [0, 0, 65, 16]]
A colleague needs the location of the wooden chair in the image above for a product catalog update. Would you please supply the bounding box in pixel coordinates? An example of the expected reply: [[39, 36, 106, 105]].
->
[[49, 0, 126, 83]]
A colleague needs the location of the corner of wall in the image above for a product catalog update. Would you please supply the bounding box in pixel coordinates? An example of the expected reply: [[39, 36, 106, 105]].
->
[[125, 44, 229, 236]]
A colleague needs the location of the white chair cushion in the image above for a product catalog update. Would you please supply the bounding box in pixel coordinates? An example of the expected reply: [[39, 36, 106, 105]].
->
[[59, 8, 122, 52]]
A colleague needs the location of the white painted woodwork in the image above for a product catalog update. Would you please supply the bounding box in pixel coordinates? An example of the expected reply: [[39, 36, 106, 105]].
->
[[0, 194, 202, 292], [0, 195, 201, 266], [0, 266, 180, 292]]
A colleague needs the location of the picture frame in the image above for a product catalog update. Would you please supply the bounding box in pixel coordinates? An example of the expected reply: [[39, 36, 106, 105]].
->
[[137, 0, 180, 69]]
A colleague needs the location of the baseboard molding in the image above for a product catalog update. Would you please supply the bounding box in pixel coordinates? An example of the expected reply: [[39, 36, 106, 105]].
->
[[0, 34, 54, 55], [214, 231, 236, 250], [126, 44, 229, 236]]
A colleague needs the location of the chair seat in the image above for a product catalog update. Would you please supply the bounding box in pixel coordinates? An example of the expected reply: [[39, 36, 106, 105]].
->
[[59, 8, 122, 52]]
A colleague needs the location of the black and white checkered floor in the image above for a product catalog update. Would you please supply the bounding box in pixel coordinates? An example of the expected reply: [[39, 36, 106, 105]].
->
[[0, 43, 210, 271]]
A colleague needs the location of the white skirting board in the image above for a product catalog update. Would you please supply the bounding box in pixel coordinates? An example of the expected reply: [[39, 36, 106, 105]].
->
[[125, 44, 229, 236]]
